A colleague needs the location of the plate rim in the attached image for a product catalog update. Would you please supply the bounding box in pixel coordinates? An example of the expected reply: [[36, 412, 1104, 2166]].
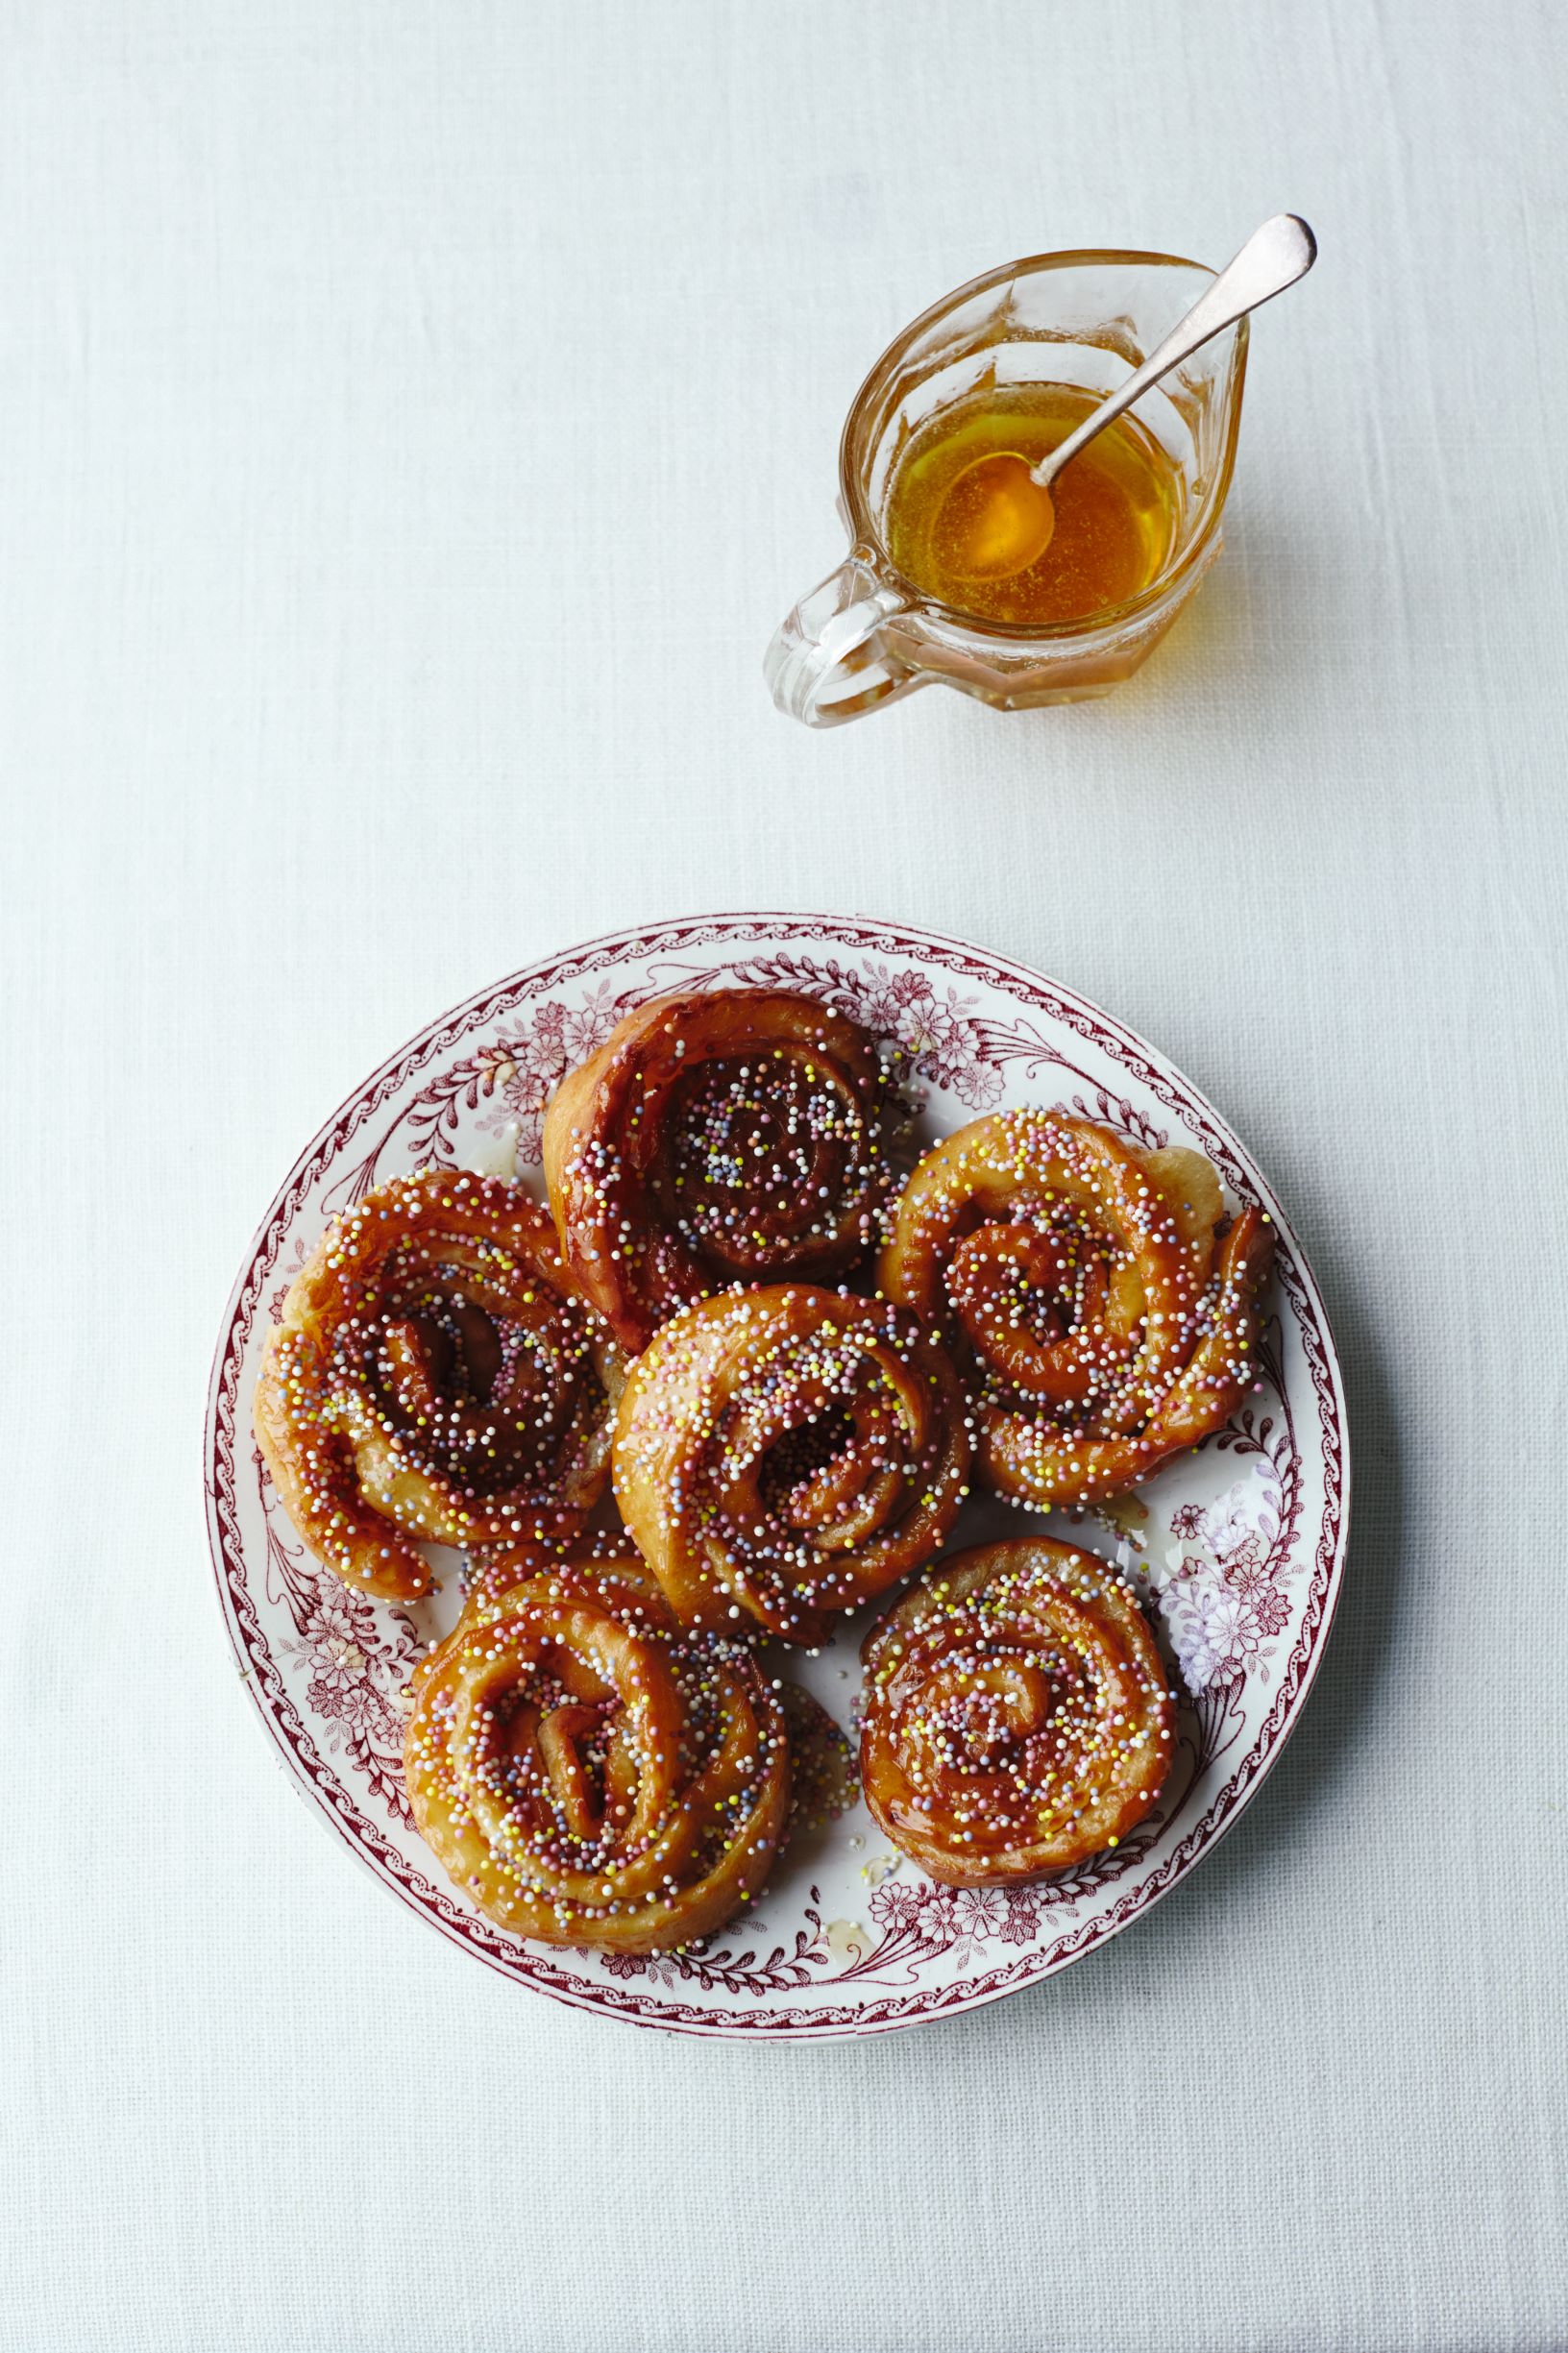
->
[[202, 906, 1351, 2040]]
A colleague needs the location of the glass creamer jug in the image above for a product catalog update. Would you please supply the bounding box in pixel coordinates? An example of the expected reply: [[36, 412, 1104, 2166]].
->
[[766, 247, 1249, 727]]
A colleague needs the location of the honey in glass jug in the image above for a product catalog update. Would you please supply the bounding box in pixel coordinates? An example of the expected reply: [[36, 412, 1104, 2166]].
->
[[765, 247, 1250, 726]]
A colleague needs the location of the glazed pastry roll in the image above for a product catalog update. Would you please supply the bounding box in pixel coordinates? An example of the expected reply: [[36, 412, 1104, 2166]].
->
[[879, 1111, 1272, 1510], [404, 1546, 789, 1951], [614, 1283, 971, 1645], [859, 1537, 1174, 1884], [255, 1169, 625, 1601], [544, 987, 888, 1354]]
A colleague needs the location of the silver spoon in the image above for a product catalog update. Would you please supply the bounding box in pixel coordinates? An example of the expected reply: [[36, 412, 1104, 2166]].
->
[[938, 212, 1317, 581]]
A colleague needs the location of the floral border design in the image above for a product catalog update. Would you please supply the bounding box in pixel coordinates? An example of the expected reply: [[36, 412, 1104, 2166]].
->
[[204, 912, 1349, 2040], [256, 1456, 421, 1824], [316, 941, 1164, 1207]]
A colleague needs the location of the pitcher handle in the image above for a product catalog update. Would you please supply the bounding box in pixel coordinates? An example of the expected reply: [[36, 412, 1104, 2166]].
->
[[765, 552, 919, 728]]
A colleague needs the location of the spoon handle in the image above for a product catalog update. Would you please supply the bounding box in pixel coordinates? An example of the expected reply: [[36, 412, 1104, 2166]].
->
[[1030, 213, 1316, 491]]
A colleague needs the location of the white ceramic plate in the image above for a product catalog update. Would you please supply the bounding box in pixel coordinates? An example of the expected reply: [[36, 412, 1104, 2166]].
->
[[205, 912, 1348, 2039]]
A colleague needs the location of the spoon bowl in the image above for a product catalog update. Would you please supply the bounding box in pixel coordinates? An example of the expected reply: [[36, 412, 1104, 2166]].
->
[[937, 451, 1057, 580]]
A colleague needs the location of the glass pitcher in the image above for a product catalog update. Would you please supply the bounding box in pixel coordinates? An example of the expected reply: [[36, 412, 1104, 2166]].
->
[[765, 247, 1249, 727]]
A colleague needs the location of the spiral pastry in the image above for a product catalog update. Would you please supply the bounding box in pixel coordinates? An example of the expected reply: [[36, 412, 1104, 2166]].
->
[[879, 1112, 1273, 1510], [543, 988, 888, 1354], [859, 1537, 1175, 1883], [255, 1169, 625, 1603], [613, 1284, 971, 1645], [404, 1545, 790, 1951]]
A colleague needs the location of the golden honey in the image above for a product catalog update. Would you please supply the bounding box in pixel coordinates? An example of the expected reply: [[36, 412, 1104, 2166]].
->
[[883, 382, 1182, 628]]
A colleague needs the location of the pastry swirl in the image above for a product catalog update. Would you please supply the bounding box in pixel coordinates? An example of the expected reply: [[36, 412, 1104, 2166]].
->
[[543, 987, 888, 1354], [613, 1283, 971, 1645], [879, 1112, 1273, 1509], [255, 1169, 625, 1602], [404, 1546, 789, 1950], [859, 1537, 1174, 1884]]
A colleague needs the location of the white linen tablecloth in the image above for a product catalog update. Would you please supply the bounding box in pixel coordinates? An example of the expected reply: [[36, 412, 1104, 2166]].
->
[[4, 3, 1565, 2347]]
